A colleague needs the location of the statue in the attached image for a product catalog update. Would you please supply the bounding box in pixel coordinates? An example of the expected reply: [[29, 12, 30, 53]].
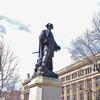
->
[[33, 23, 61, 78]]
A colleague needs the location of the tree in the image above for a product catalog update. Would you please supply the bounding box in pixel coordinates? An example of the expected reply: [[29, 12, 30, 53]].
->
[[69, 13, 100, 72], [0, 39, 19, 98], [68, 13, 100, 98]]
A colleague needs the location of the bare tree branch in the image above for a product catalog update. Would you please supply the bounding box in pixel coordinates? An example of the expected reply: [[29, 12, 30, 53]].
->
[[69, 13, 100, 72], [0, 39, 20, 98]]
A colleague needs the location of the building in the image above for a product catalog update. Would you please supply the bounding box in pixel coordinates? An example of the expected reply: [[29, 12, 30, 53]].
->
[[57, 59, 100, 100], [0, 90, 21, 100]]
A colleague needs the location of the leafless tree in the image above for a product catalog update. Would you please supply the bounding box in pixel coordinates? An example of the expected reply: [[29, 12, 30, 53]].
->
[[0, 39, 20, 98], [69, 13, 100, 72]]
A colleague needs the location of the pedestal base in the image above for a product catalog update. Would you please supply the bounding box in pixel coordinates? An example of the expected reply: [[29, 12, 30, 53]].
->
[[28, 76, 62, 100]]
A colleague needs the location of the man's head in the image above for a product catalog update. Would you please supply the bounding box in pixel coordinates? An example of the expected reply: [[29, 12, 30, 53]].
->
[[45, 23, 53, 30]]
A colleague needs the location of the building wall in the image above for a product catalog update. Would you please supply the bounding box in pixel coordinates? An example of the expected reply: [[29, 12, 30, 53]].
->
[[0, 91, 21, 100], [58, 61, 100, 100]]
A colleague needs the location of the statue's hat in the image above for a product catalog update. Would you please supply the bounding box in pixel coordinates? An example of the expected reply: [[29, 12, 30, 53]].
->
[[45, 23, 53, 29]]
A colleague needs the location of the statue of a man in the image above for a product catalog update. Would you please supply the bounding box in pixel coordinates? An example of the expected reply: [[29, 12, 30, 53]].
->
[[35, 23, 61, 74]]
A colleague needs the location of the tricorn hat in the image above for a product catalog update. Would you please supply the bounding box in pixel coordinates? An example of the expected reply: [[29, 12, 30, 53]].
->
[[45, 23, 53, 29]]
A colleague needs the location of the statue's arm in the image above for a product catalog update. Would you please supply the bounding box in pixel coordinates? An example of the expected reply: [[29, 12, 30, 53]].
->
[[39, 30, 47, 44], [53, 38, 61, 51], [54, 42, 61, 51]]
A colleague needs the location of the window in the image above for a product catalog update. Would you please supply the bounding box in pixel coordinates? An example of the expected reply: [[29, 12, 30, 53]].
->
[[93, 64, 100, 72], [61, 77, 65, 82], [72, 83, 77, 92], [66, 75, 71, 81], [62, 87, 64, 94], [85, 68, 88, 74], [62, 96, 64, 100], [96, 77, 100, 87], [98, 64, 100, 71], [67, 96, 70, 100], [96, 77, 100, 100], [87, 79, 92, 100], [85, 67, 92, 75], [79, 81, 84, 100], [80, 92, 84, 100], [93, 64, 97, 72], [78, 69, 84, 77], [87, 79, 92, 88], [66, 85, 70, 94], [61, 87, 64, 100], [87, 92, 92, 100], [66, 85, 70, 100], [72, 83, 77, 100], [72, 72, 77, 79], [90, 67, 92, 73], [96, 90, 100, 100], [79, 81, 84, 90]]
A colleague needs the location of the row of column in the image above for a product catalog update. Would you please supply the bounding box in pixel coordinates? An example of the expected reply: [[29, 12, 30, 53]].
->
[[63, 77, 96, 100]]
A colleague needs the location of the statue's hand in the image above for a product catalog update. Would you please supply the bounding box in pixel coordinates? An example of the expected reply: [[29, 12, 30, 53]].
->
[[56, 45, 61, 51], [57, 45, 61, 50]]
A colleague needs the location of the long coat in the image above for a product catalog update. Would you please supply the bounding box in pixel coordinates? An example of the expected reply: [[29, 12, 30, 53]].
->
[[37, 29, 59, 71]]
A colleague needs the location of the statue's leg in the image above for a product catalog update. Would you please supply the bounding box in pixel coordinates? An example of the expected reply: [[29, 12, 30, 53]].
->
[[35, 58, 42, 72], [42, 49, 49, 67], [47, 57, 53, 72]]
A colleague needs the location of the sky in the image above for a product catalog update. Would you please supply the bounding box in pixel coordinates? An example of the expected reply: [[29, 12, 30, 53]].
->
[[0, 0, 99, 79]]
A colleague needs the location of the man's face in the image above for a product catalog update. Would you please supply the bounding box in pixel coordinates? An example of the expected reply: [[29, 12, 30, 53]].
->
[[47, 26, 52, 30], [47, 24, 53, 30]]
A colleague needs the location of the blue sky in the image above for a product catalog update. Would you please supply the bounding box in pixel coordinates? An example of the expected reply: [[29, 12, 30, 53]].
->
[[0, 0, 99, 79]]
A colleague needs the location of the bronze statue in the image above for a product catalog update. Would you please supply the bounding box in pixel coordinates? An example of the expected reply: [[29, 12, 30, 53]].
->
[[33, 23, 61, 78]]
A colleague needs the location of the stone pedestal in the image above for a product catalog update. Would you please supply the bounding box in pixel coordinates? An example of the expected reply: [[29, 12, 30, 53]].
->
[[23, 78, 31, 100], [23, 76, 62, 100]]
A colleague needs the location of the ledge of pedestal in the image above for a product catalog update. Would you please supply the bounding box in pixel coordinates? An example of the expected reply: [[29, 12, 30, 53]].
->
[[22, 78, 31, 86], [28, 76, 62, 89]]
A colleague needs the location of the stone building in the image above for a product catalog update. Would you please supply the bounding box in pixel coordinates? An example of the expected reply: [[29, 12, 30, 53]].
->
[[57, 58, 100, 100]]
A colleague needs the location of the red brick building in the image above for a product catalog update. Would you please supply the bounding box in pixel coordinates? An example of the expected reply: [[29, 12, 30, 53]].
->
[[0, 91, 21, 100]]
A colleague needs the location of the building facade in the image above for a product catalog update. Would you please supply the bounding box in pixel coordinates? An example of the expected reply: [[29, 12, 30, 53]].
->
[[57, 60, 100, 100], [0, 91, 21, 100]]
